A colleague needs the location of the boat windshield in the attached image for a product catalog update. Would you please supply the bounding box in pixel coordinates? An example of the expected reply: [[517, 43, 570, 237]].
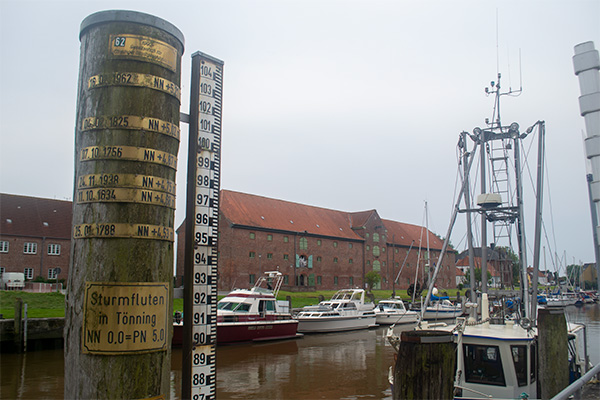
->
[[217, 302, 251, 312]]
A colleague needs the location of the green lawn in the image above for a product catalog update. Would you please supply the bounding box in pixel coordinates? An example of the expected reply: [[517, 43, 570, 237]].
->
[[1, 288, 461, 319], [0, 291, 66, 319]]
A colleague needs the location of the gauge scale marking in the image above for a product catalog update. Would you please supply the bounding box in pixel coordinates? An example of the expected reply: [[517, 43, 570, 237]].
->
[[188, 53, 223, 400]]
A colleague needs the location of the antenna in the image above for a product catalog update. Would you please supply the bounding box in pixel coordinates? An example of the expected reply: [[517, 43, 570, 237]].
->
[[496, 8, 500, 75]]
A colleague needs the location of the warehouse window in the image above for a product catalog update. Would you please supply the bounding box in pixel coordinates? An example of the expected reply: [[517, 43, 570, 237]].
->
[[249, 251, 255, 258], [24, 243, 37, 254], [24, 268, 34, 280], [48, 244, 61, 255], [267, 234, 273, 241], [373, 260, 381, 271], [48, 268, 58, 280], [299, 237, 308, 250], [249, 233, 255, 239], [0, 241, 8, 253]]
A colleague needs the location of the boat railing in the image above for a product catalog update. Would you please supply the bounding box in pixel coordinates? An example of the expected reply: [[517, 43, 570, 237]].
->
[[550, 362, 600, 400], [253, 271, 284, 296]]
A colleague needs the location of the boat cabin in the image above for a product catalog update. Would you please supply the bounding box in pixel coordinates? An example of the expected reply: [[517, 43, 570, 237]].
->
[[455, 322, 537, 399]]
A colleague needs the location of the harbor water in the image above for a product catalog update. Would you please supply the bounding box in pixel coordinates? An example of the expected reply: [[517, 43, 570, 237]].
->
[[1, 304, 599, 399]]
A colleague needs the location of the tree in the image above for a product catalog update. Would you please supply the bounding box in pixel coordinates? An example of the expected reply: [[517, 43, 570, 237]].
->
[[365, 270, 381, 292], [464, 268, 492, 289]]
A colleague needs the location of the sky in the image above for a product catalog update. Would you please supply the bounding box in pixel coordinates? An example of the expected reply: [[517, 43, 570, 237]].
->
[[1, 0, 599, 272]]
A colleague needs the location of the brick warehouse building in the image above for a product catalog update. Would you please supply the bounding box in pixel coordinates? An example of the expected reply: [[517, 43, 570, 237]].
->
[[0, 193, 72, 282], [176, 190, 457, 292]]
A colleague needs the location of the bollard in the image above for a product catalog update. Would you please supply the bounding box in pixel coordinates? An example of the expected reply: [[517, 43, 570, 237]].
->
[[64, 10, 184, 399], [537, 307, 569, 399], [393, 330, 456, 399]]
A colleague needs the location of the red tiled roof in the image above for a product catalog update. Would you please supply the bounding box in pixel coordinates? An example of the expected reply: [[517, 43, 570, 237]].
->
[[348, 210, 375, 229], [382, 219, 445, 250], [220, 190, 363, 240], [0, 193, 72, 239]]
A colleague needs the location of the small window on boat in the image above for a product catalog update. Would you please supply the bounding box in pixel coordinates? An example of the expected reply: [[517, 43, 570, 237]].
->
[[511, 345, 528, 387], [463, 344, 506, 386]]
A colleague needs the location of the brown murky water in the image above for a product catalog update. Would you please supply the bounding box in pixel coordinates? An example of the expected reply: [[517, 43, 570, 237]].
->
[[2, 305, 599, 399]]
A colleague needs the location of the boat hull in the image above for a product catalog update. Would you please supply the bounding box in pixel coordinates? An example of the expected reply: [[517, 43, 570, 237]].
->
[[422, 309, 463, 320], [375, 313, 418, 325], [173, 319, 299, 345], [296, 315, 377, 333]]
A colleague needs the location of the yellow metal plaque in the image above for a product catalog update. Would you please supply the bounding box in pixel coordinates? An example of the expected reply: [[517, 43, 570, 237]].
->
[[110, 34, 178, 72], [88, 72, 181, 101], [73, 223, 174, 241], [82, 115, 180, 140], [80, 146, 177, 170], [77, 174, 176, 195], [82, 282, 169, 354], [76, 188, 175, 209]]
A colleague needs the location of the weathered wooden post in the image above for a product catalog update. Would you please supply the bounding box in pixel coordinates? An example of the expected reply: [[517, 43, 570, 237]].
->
[[14, 298, 22, 352], [537, 307, 569, 399], [393, 330, 456, 399], [65, 10, 184, 399]]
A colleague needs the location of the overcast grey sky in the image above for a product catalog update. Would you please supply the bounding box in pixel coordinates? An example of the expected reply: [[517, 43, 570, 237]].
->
[[1, 1, 599, 271]]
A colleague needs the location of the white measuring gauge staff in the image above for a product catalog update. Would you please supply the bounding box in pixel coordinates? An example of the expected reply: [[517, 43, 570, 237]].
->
[[190, 53, 223, 400]]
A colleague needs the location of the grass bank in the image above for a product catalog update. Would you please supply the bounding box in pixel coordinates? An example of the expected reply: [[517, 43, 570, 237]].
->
[[2, 288, 462, 319], [0, 291, 66, 319]]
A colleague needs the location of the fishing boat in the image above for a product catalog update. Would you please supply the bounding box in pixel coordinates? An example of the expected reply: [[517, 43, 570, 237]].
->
[[386, 70, 595, 398], [375, 297, 419, 325], [295, 288, 377, 333], [173, 271, 300, 345]]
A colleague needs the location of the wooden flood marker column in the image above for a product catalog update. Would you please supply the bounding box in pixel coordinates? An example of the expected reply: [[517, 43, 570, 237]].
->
[[393, 330, 456, 399], [65, 10, 184, 399]]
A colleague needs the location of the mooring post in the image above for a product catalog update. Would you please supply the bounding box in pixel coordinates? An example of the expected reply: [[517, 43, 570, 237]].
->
[[14, 298, 22, 352], [537, 307, 569, 399], [393, 330, 456, 399], [64, 10, 184, 399]]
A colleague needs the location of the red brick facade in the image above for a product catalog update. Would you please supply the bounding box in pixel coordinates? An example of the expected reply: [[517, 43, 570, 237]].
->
[[0, 194, 72, 282], [176, 190, 457, 292]]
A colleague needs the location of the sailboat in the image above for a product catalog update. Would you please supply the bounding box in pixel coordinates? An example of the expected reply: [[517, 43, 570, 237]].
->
[[387, 72, 592, 399]]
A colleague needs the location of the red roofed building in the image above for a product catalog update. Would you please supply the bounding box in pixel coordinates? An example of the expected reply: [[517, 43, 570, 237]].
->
[[0, 193, 72, 282], [176, 190, 456, 291], [456, 247, 514, 289]]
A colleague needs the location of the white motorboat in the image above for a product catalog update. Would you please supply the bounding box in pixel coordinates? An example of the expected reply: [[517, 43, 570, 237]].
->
[[295, 288, 377, 333], [421, 294, 463, 320], [375, 298, 419, 325]]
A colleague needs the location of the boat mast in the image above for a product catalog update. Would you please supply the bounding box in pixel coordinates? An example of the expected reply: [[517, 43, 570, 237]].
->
[[513, 124, 531, 320], [462, 131, 478, 306], [426, 201, 431, 284], [422, 140, 481, 319], [531, 121, 545, 320]]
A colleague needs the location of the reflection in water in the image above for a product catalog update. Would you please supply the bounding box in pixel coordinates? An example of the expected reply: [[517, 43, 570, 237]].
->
[[2, 305, 599, 399]]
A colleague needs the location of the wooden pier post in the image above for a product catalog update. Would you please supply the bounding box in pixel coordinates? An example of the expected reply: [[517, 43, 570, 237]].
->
[[537, 307, 569, 399], [64, 10, 184, 399], [13, 298, 22, 352], [393, 330, 456, 399]]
